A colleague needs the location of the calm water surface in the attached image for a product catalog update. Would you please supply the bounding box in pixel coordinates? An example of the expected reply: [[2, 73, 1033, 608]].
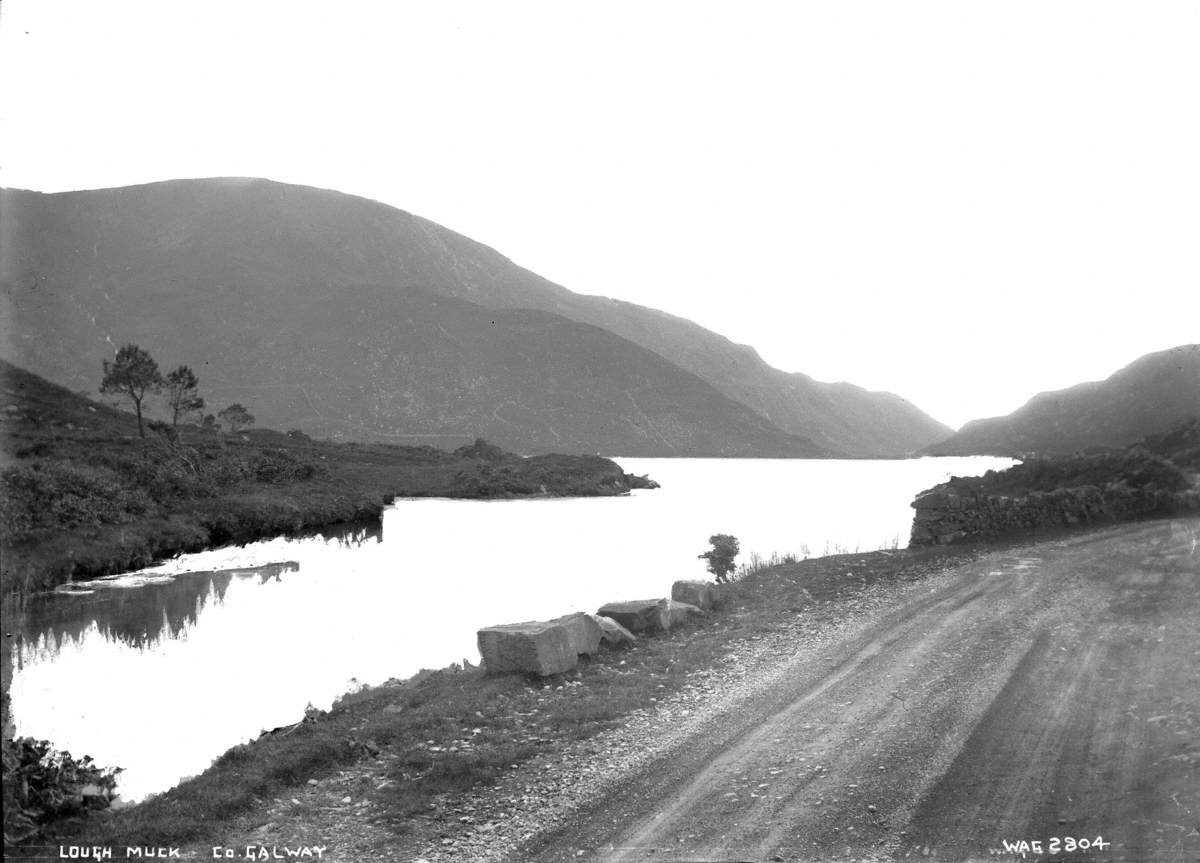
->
[[4, 456, 1012, 800]]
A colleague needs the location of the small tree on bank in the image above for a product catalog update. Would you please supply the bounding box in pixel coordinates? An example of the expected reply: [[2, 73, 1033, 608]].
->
[[163, 365, 205, 427], [100, 344, 162, 438], [698, 533, 740, 584], [218, 403, 255, 434]]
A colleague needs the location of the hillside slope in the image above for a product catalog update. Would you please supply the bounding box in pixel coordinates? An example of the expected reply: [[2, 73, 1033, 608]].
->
[[1, 178, 946, 455], [0, 255, 826, 456], [927, 344, 1200, 456]]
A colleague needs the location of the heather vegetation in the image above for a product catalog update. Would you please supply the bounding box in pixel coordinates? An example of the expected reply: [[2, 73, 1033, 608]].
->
[[938, 420, 1199, 499]]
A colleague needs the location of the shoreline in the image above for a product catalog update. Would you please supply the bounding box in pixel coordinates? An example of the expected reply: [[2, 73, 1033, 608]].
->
[[0, 362, 659, 599], [1, 440, 656, 598], [9, 516, 1191, 856], [11, 539, 990, 854]]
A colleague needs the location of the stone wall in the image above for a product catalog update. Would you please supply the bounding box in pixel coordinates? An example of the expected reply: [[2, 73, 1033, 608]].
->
[[910, 482, 1200, 546]]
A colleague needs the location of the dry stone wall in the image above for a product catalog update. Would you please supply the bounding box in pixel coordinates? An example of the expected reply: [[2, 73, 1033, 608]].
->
[[910, 482, 1200, 546]]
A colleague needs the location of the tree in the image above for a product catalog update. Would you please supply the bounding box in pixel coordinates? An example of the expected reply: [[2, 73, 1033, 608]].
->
[[200, 414, 220, 434], [100, 344, 162, 438], [218, 403, 255, 434], [163, 365, 205, 427], [698, 533, 740, 584]]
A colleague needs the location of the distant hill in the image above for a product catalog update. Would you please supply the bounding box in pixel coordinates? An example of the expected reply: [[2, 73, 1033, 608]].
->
[[927, 345, 1200, 456], [0, 178, 948, 456]]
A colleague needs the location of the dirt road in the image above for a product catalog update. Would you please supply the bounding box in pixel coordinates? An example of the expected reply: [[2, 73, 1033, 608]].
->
[[512, 519, 1200, 863]]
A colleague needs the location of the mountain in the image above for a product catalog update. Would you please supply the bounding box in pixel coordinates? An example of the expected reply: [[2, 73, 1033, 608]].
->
[[927, 345, 1200, 456], [0, 178, 948, 455]]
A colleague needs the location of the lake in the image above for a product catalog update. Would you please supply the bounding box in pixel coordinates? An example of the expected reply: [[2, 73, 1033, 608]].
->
[[3, 456, 1011, 801]]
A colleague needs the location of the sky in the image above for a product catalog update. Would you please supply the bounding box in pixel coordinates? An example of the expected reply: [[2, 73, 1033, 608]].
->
[[1, 0, 1197, 429]]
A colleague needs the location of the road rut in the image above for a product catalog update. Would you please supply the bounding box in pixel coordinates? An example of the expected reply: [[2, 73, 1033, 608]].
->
[[513, 519, 1200, 863]]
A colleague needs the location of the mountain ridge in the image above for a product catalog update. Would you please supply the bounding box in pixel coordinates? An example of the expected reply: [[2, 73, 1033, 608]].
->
[[1, 177, 949, 456], [926, 344, 1200, 456]]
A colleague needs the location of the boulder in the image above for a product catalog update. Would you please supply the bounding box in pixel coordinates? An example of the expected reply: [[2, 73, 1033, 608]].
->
[[671, 580, 717, 611], [549, 612, 603, 657], [477, 620, 578, 676], [666, 600, 705, 628], [596, 598, 669, 634], [590, 614, 637, 645]]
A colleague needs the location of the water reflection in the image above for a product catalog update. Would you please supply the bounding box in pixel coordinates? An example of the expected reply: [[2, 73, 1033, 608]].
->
[[6, 562, 297, 655]]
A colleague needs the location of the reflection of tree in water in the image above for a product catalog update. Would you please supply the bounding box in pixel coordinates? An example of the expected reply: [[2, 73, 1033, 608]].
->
[[6, 561, 301, 659], [300, 522, 382, 549], [3, 521, 376, 719]]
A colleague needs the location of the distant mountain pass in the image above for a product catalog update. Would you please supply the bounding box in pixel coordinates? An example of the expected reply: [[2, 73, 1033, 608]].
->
[[1, 178, 947, 456], [927, 344, 1200, 456]]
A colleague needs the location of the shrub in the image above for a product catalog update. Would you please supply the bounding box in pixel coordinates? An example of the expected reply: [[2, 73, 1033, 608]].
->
[[2, 737, 121, 844], [699, 533, 740, 583]]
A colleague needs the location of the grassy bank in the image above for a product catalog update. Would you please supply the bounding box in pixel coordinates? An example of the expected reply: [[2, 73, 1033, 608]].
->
[[0, 362, 655, 597], [18, 543, 975, 853]]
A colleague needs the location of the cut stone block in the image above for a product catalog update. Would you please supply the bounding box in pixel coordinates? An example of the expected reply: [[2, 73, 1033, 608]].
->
[[549, 612, 603, 657], [477, 620, 577, 676], [590, 614, 637, 645], [671, 580, 717, 611], [596, 598, 669, 634], [665, 599, 705, 628]]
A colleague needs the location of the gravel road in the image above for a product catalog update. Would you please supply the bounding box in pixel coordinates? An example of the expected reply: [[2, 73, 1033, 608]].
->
[[484, 518, 1200, 863], [202, 518, 1198, 863]]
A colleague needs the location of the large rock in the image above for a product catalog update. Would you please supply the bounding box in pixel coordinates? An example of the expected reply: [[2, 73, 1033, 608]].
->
[[596, 599, 669, 634], [665, 600, 705, 628], [549, 612, 603, 657], [477, 620, 577, 676], [590, 614, 637, 645], [671, 580, 717, 611]]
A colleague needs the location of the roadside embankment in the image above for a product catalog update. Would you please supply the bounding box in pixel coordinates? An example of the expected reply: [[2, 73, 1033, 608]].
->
[[16, 543, 976, 857]]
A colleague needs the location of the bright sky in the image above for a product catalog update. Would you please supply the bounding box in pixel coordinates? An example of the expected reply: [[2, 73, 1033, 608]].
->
[[1, 0, 1197, 429]]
